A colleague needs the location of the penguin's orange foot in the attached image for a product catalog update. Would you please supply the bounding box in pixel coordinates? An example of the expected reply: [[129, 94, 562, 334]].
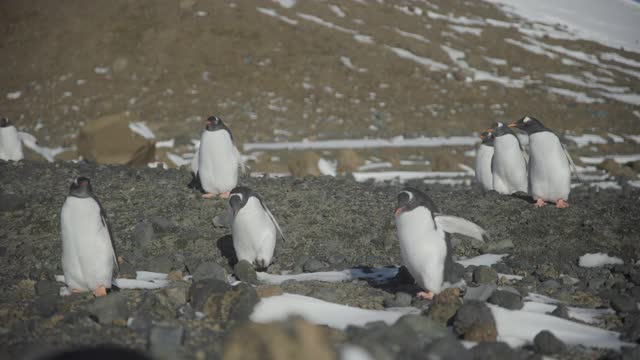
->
[[93, 286, 107, 297], [534, 198, 546, 207], [417, 291, 434, 300], [202, 193, 216, 199], [556, 199, 570, 209], [219, 191, 230, 199]]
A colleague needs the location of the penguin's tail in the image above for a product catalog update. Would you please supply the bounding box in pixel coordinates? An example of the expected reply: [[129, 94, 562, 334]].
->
[[435, 214, 488, 242]]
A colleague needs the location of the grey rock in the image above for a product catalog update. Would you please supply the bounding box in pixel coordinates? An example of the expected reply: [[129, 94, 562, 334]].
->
[[159, 282, 189, 308], [588, 276, 606, 291], [488, 290, 523, 310], [384, 292, 413, 308], [631, 286, 640, 301], [497, 286, 521, 296], [540, 279, 561, 290], [425, 335, 472, 360], [328, 254, 346, 265], [149, 325, 184, 360], [463, 284, 497, 302], [87, 293, 129, 325], [453, 301, 497, 341], [610, 294, 637, 313], [128, 312, 153, 334], [131, 221, 155, 247], [146, 254, 173, 273], [621, 346, 640, 360], [0, 194, 25, 212], [560, 275, 580, 286], [624, 316, 640, 342], [35, 280, 60, 296], [189, 279, 232, 310], [234, 260, 258, 285], [303, 258, 328, 272], [533, 330, 566, 355], [613, 264, 633, 275], [471, 341, 517, 360], [33, 295, 58, 317], [492, 263, 513, 275], [192, 261, 227, 282], [473, 266, 497, 284], [391, 314, 448, 341], [630, 271, 640, 286], [482, 238, 514, 253]]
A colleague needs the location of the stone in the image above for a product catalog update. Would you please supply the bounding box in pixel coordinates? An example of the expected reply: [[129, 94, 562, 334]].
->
[[189, 279, 232, 310], [613, 264, 633, 275], [551, 304, 570, 319], [87, 293, 129, 325], [392, 315, 448, 341], [384, 292, 413, 308], [588, 276, 607, 291], [256, 285, 284, 298], [336, 149, 362, 174], [533, 330, 566, 355], [222, 318, 335, 360], [0, 193, 25, 212], [488, 290, 523, 310], [287, 151, 322, 177], [200, 283, 258, 323], [303, 259, 328, 273], [471, 341, 518, 360], [150, 216, 176, 232], [146, 254, 173, 273], [131, 222, 155, 247], [598, 159, 637, 179], [463, 284, 497, 302], [610, 294, 637, 314], [560, 275, 580, 286], [453, 301, 497, 341], [159, 282, 189, 308], [192, 261, 227, 282], [77, 112, 155, 166], [631, 286, 640, 301], [35, 280, 61, 296], [149, 325, 184, 360], [540, 280, 562, 290], [424, 335, 472, 360], [234, 260, 258, 284], [624, 316, 640, 342], [621, 346, 640, 360], [328, 254, 346, 265], [473, 266, 497, 284], [630, 271, 640, 286], [481, 238, 514, 253], [426, 288, 462, 325], [33, 295, 58, 317]]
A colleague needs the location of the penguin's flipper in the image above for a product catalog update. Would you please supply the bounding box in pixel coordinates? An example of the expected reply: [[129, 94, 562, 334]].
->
[[262, 204, 286, 242], [17, 131, 37, 144], [93, 196, 120, 273], [233, 146, 248, 174], [562, 144, 581, 180], [191, 149, 199, 174], [434, 214, 487, 242]]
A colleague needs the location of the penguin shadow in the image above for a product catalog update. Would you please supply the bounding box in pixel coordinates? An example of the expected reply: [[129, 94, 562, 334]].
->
[[216, 235, 238, 267], [510, 192, 536, 204]]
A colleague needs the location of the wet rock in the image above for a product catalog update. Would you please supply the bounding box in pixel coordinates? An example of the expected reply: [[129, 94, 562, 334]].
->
[[384, 292, 413, 308], [551, 304, 570, 319], [610, 294, 637, 314], [131, 221, 155, 247], [77, 112, 155, 166], [0, 193, 25, 212], [492, 263, 513, 275], [35, 280, 61, 296], [87, 293, 129, 325], [463, 284, 497, 302], [424, 335, 472, 360], [473, 266, 497, 284], [427, 288, 462, 325], [453, 301, 497, 341], [288, 152, 321, 177], [613, 264, 633, 275], [621, 346, 640, 360], [336, 149, 362, 174], [303, 259, 328, 273], [200, 283, 258, 323], [488, 290, 523, 310], [222, 318, 335, 360], [234, 260, 258, 285], [149, 325, 184, 360], [192, 261, 227, 282], [471, 341, 518, 360], [560, 275, 580, 286], [533, 330, 566, 355]]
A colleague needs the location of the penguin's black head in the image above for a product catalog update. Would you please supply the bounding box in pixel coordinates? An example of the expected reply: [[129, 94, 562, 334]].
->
[[0, 117, 11, 127], [69, 176, 93, 198], [205, 115, 224, 131], [229, 186, 256, 216], [508, 116, 550, 134], [479, 131, 495, 146], [486, 122, 515, 138], [394, 187, 439, 218]]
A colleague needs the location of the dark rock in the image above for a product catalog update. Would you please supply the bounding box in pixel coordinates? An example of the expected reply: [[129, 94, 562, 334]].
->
[[33, 295, 58, 317], [192, 261, 227, 282], [148, 325, 184, 360], [630, 271, 640, 286], [131, 221, 155, 247], [128, 311, 153, 334], [471, 341, 518, 360], [492, 263, 513, 275], [630, 286, 640, 301], [473, 266, 497, 284], [303, 259, 328, 272], [0, 193, 25, 212], [481, 238, 514, 253], [35, 280, 60, 296], [551, 304, 570, 319], [453, 301, 497, 341], [234, 260, 258, 285], [384, 292, 413, 308], [200, 283, 258, 323], [533, 330, 566, 355], [425, 335, 472, 360], [87, 293, 129, 325], [613, 264, 633, 275], [427, 288, 462, 325], [611, 294, 637, 314], [488, 290, 523, 310], [624, 316, 640, 342], [0, 246, 6, 256], [463, 284, 497, 302], [189, 279, 232, 310], [392, 314, 448, 341], [540, 280, 562, 290], [621, 346, 640, 360]]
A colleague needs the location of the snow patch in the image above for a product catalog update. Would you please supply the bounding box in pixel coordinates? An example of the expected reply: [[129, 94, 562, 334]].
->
[[243, 136, 479, 151], [257, 7, 298, 25], [318, 158, 337, 176], [386, 46, 449, 71], [456, 254, 508, 268], [564, 134, 607, 148], [129, 122, 155, 139], [6, 91, 22, 100], [579, 253, 624, 268], [547, 87, 604, 104]]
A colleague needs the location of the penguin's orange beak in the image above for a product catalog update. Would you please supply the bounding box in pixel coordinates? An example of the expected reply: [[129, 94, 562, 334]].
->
[[394, 207, 403, 218], [508, 123, 518, 128]]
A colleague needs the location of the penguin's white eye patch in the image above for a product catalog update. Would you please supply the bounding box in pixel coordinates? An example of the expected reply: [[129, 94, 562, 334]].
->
[[497, 122, 504, 127], [523, 117, 531, 123], [400, 191, 414, 201], [230, 193, 243, 202]]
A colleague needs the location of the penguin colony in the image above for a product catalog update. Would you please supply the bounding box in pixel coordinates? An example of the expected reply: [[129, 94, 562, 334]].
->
[[0, 115, 574, 299]]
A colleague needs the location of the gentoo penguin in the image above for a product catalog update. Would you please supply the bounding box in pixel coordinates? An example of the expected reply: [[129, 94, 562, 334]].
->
[[475, 131, 495, 191], [197, 115, 245, 199], [394, 187, 487, 299], [0, 117, 24, 161], [60, 177, 118, 297], [229, 186, 285, 269], [509, 116, 573, 208], [487, 122, 528, 195]]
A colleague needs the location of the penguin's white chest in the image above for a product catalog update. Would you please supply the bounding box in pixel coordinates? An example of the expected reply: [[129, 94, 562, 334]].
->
[[60, 197, 114, 291], [0, 126, 24, 161], [232, 197, 277, 268], [492, 135, 528, 194], [528, 132, 571, 201], [395, 208, 447, 294], [475, 144, 494, 191], [198, 130, 238, 194]]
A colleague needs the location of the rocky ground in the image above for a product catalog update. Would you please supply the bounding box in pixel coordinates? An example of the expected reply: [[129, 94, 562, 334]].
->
[[1, 160, 640, 359]]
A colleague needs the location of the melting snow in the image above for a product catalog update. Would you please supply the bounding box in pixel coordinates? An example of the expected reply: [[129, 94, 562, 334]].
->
[[167, 153, 191, 167], [257, 267, 399, 285], [155, 139, 175, 148], [257, 7, 298, 25], [352, 171, 470, 182], [579, 253, 624, 268], [318, 158, 337, 176], [427, 11, 485, 26], [564, 134, 607, 148], [328, 4, 346, 18], [456, 254, 508, 268], [449, 25, 483, 36], [393, 28, 431, 44], [600, 52, 640, 68], [243, 136, 479, 151], [17, 132, 66, 162], [386, 46, 449, 71], [6, 91, 22, 100], [129, 122, 155, 139], [340, 56, 367, 72], [580, 154, 640, 164], [547, 87, 604, 104], [273, 0, 296, 8], [483, 56, 507, 66], [546, 73, 629, 93], [598, 92, 640, 106]]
